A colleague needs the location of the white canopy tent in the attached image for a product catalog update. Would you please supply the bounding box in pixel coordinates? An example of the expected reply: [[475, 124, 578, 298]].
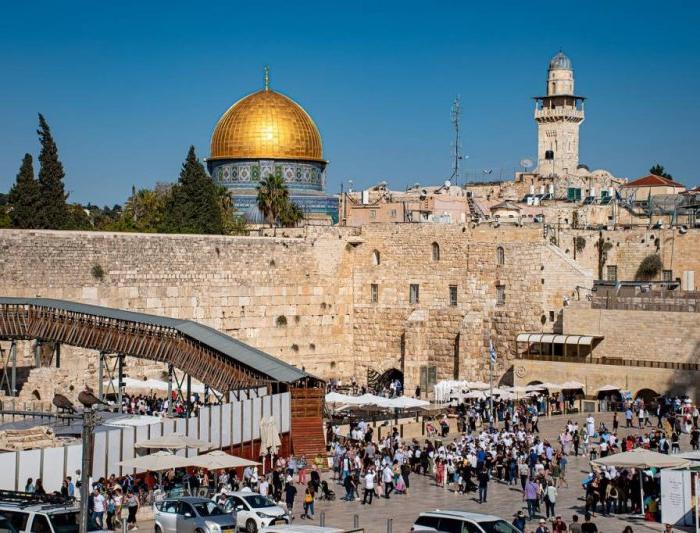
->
[[596, 384, 622, 393], [324, 392, 429, 410], [118, 450, 193, 472], [135, 434, 213, 450], [190, 450, 260, 470], [592, 448, 690, 515]]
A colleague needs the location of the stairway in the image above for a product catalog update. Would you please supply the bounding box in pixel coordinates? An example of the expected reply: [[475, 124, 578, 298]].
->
[[291, 416, 326, 460]]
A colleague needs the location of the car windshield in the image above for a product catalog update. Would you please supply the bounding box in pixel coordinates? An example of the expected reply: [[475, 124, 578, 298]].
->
[[193, 502, 224, 517], [243, 495, 277, 508], [478, 520, 519, 533], [48, 511, 80, 533]]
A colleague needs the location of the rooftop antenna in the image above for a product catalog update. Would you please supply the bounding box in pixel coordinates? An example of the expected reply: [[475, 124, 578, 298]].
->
[[449, 95, 463, 186]]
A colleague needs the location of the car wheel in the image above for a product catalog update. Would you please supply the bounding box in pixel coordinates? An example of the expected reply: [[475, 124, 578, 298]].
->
[[155, 526, 162, 533], [195, 528, 205, 533], [245, 519, 258, 533]]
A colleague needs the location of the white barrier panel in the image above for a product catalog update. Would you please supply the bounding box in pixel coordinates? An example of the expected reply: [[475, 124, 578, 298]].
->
[[262, 395, 272, 419], [161, 418, 175, 436], [209, 405, 221, 449], [93, 432, 107, 479], [148, 423, 162, 440], [258, 386, 268, 397], [135, 424, 149, 446], [281, 392, 290, 433], [199, 407, 210, 445], [0, 451, 17, 490], [121, 427, 135, 474], [65, 444, 82, 483], [174, 419, 187, 456], [252, 398, 261, 440], [187, 414, 198, 438], [17, 449, 41, 491], [42, 447, 64, 493], [221, 403, 232, 448], [272, 394, 281, 431], [106, 429, 122, 479], [242, 400, 252, 442], [232, 401, 242, 445]]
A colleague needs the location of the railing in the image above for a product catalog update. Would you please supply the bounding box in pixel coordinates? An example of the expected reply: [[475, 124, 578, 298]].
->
[[517, 353, 700, 371], [534, 108, 584, 120], [591, 292, 700, 312]]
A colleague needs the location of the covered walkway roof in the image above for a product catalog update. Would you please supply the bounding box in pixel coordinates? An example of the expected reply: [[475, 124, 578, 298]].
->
[[0, 297, 311, 390], [516, 333, 603, 346]]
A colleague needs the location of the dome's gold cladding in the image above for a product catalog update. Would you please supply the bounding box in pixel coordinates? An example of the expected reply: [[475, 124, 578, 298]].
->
[[210, 89, 323, 162]]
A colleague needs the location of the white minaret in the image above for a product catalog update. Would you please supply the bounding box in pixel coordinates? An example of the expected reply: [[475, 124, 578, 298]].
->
[[534, 52, 585, 177]]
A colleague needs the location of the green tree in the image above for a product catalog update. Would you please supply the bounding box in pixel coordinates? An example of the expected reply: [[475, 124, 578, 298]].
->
[[8, 154, 41, 228], [279, 200, 304, 227], [36, 114, 70, 229], [108, 186, 170, 233], [162, 146, 224, 234], [649, 164, 673, 180], [256, 174, 289, 227], [217, 186, 247, 235]]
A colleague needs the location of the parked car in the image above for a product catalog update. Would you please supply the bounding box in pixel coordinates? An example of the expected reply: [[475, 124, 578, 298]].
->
[[261, 527, 345, 533], [412, 510, 521, 533], [154, 497, 237, 533], [0, 490, 99, 533], [217, 492, 289, 533]]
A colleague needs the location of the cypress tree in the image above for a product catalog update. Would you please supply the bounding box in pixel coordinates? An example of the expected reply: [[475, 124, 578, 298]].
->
[[162, 146, 224, 234], [8, 154, 41, 228], [36, 113, 70, 229]]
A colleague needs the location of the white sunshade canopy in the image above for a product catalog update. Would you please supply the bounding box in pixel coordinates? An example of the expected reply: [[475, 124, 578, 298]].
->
[[516, 333, 599, 345], [591, 448, 690, 469], [189, 450, 260, 470], [325, 392, 429, 409], [466, 381, 490, 390], [464, 391, 486, 400], [135, 433, 213, 450], [597, 384, 622, 392], [118, 450, 193, 471], [561, 380, 586, 390]]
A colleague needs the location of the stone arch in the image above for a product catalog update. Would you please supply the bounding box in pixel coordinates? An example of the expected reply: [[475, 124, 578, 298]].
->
[[432, 242, 440, 261], [635, 388, 659, 403], [372, 249, 381, 266]]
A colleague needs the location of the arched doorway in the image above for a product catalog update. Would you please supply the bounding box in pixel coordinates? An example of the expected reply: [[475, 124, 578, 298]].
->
[[368, 367, 404, 394], [635, 388, 659, 404]]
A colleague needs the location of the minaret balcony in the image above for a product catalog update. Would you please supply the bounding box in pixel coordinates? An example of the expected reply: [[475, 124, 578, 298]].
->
[[534, 107, 584, 122]]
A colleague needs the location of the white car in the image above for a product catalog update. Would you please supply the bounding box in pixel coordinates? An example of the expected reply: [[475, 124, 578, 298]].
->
[[412, 510, 521, 533], [217, 492, 289, 533]]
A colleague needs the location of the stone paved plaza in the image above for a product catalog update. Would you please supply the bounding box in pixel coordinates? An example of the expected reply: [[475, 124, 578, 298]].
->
[[132, 411, 689, 533], [295, 412, 689, 533]]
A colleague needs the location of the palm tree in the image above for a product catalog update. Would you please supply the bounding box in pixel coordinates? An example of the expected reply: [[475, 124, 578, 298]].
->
[[279, 201, 305, 227], [256, 174, 289, 228]]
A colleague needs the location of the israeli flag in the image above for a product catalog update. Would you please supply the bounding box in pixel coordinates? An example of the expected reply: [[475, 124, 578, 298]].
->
[[489, 340, 497, 365]]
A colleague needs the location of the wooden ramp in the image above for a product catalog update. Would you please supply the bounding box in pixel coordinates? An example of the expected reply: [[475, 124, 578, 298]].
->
[[290, 387, 326, 460]]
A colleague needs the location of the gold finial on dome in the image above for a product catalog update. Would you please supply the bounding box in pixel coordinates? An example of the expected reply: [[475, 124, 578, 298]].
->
[[264, 65, 270, 91]]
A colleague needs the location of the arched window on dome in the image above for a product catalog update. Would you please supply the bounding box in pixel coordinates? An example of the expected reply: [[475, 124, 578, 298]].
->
[[496, 246, 505, 266], [372, 250, 381, 266], [432, 242, 440, 261]]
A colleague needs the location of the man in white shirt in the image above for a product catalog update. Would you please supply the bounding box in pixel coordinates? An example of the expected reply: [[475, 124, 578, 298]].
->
[[361, 468, 376, 505], [92, 489, 106, 529], [382, 464, 394, 498]]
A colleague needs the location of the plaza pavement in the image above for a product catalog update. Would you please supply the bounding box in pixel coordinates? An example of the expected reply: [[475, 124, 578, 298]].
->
[[139, 411, 691, 533]]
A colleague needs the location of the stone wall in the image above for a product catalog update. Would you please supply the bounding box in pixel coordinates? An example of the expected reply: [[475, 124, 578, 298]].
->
[[0, 225, 614, 395]]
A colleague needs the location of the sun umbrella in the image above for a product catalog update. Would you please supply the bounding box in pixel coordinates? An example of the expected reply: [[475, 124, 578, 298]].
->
[[465, 391, 486, 400], [118, 450, 193, 471], [467, 381, 490, 390], [388, 396, 430, 409], [135, 433, 213, 450], [561, 380, 585, 390], [525, 384, 547, 392], [189, 450, 260, 470]]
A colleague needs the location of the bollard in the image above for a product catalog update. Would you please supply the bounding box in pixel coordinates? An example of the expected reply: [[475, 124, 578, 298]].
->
[[320, 511, 325, 527], [386, 517, 393, 533], [353, 514, 359, 528]]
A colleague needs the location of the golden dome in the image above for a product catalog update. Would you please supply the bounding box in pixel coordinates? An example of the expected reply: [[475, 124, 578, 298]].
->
[[210, 83, 324, 163]]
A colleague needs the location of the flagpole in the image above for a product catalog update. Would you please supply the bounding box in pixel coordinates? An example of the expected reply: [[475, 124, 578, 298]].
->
[[488, 336, 495, 431]]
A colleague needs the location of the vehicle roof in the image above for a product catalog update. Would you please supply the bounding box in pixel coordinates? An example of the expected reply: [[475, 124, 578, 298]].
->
[[0, 503, 79, 513], [163, 497, 212, 504], [228, 491, 271, 497], [261, 527, 345, 533], [418, 510, 503, 522]]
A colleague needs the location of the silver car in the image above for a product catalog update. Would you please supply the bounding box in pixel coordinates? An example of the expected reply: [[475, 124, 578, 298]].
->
[[154, 497, 237, 533]]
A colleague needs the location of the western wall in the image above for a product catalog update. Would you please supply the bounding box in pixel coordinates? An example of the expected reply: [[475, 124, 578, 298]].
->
[[0, 224, 597, 396]]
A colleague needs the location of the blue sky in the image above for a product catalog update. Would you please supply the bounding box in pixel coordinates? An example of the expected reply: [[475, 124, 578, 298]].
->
[[1, 1, 698, 205]]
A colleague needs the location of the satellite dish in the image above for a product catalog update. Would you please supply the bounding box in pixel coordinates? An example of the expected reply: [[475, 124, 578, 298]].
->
[[520, 158, 534, 170], [444, 180, 451, 188]]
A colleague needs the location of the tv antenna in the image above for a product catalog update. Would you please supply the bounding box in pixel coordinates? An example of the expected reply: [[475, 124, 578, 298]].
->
[[449, 95, 463, 186]]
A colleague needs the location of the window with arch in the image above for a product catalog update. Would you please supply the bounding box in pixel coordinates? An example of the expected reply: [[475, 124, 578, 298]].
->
[[372, 249, 380, 266], [496, 246, 505, 266], [432, 242, 440, 261]]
